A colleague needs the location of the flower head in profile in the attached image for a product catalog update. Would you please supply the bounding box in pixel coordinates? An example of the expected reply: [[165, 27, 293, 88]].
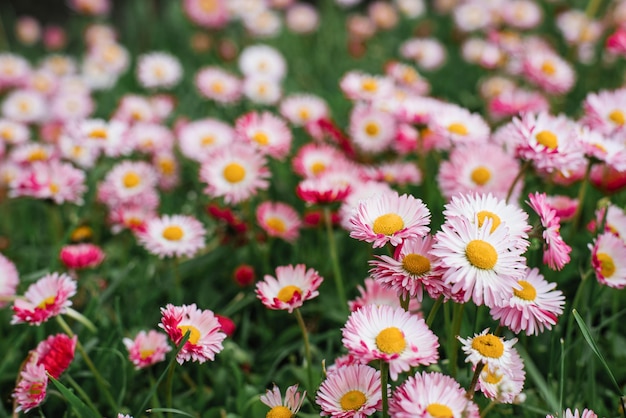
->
[[34, 333, 77, 378], [123, 329, 172, 369], [12, 358, 48, 413], [138, 214, 206, 259], [255, 264, 323, 313], [260, 384, 306, 418], [159, 303, 226, 364], [12, 272, 77, 325], [316, 363, 383, 417], [59, 243, 106, 270], [546, 409, 598, 418], [527, 192, 572, 271]]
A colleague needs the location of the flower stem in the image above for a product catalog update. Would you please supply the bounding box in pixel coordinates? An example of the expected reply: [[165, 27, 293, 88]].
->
[[506, 160, 531, 204], [570, 162, 593, 234], [323, 206, 347, 312], [399, 293, 410, 311], [480, 400, 497, 417], [165, 359, 177, 418], [449, 303, 465, 378], [294, 308, 314, 393], [466, 361, 485, 400], [380, 360, 389, 418], [56, 315, 119, 414], [426, 295, 444, 327]]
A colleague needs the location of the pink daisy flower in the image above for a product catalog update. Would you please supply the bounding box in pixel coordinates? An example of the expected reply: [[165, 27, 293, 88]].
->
[[238, 44, 286, 81], [34, 333, 77, 379], [235, 111, 293, 160], [59, 243, 105, 270], [348, 105, 396, 154], [338, 180, 394, 231], [292, 142, 346, 179], [9, 160, 87, 205], [12, 359, 48, 413], [183, 0, 229, 28], [0, 53, 31, 89], [138, 214, 206, 259], [296, 174, 352, 205], [0, 119, 30, 145], [97, 160, 159, 208], [195, 66, 242, 104], [527, 192, 572, 271], [369, 234, 446, 301], [256, 201, 302, 242], [363, 161, 421, 187], [459, 329, 518, 370], [159, 303, 226, 364], [348, 277, 421, 313], [260, 384, 306, 418], [111, 94, 156, 125], [545, 195, 578, 222], [127, 122, 174, 156], [199, 143, 270, 204], [547, 409, 598, 418], [348, 191, 431, 248], [342, 304, 439, 380], [428, 103, 490, 145], [339, 71, 394, 102], [279, 93, 329, 127], [478, 345, 525, 404], [255, 264, 323, 313], [0, 253, 19, 308], [385, 61, 430, 95], [590, 232, 626, 289], [136, 51, 183, 90], [2, 89, 47, 124], [389, 371, 479, 418], [12, 272, 77, 325], [522, 48, 575, 94], [152, 151, 180, 191], [123, 329, 172, 369], [581, 88, 626, 138], [75, 118, 131, 158], [177, 118, 235, 163], [108, 203, 157, 234], [316, 363, 383, 417], [488, 87, 550, 120], [490, 267, 565, 335], [578, 127, 626, 172]]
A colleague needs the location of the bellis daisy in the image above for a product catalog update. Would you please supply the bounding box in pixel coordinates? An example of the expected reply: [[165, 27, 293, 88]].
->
[[136, 52, 183, 89], [349, 191, 431, 248], [255, 264, 323, 313], [235, 111, 292, 160], [0, 253, 19, 308], [478, 346, 526, 404], [123, 329, 172, 369], [342, 304, 439, 380], [12, 272, 77, 325], [316, 363, 383, 417], [279, 93, 329, 127], [195, 66, 242, 104], [459, 328, 518, 370], [34, 333, 77, 379], [590, 232, 626, 289], [348, 277, 421, 313], [59, 243, 106, 270], [547, 408, 598, 418], [256, 201, 302, 242], [12, 359, 48, 413], [138, 214, 206, 259], [177, 118, 235, 163], [159, 303, 226, 364], [238, 44, 286, 81], [527, 192, 572, 271], [260, 384, 306, 418], [348, 105, 396, 154]]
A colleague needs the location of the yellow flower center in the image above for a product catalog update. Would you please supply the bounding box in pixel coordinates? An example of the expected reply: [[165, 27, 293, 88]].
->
[[266, 217, 286, 234], [426, 403, 453, 418], [402, 253, 431, 275], [153, 66, 165, 80], [0, 127, 14, 141], [162, 225, 184, 241], [18, 100, 30, 113], [340, 390, 366, 411], [140, 349, 155, 360], [201, 135, 215, 146], [535, 130, 558, 149], [49, 183, 59, 194], [177, 324, 201, 345], [27, 148, 47, 162], [311, 161, 326, 175], [158, 158, 175, 175], [402, 68, 418, 84], [471, 166, 491, 186], [266, 406, 292, 418], [72, 145, 83, 157], [299, 108, 310, 120], [71, 225, 93, 242], [199, 0, 218, 12], [513, 280, 537, 301], [277, 285, 302, 303], [123, 172, 141, 188], [253, 131, 269, 145], [29, 382, 45, 396], [596, 252, 616, 278], [447, 122, 468, 136], [471, 334, 504, 358], [608, 109, 625, 126], [541, 60, 556, 75], [364, 122, 380, 137], [89, 128, 108, 139], [465, 239, 498, 270], [372, 213, 404, 236], [223, 162, 246, 183], [476, 210, 501, 233], [37, 295, 56, 309], [362, 78, 378, 92], [211, 81, 224, 94], [484, 368, 503, 384], [375, 326, 406, 354]]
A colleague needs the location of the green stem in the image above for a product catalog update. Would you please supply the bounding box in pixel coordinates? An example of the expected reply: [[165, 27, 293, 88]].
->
[[56, 316, 119, 414], [426, 295, 444, 327], [399, 293, 410, 311], [466, 361, 485, 399], [149, 372, 165, 418], [570, 162, 593, 234], [323, 206, 347, 312], [165, 360, 177, 418], [380, 360, 389, 418], [480, 400, 497, 418], [449, 303, 465, 378], [506, 160, 532, 204], [65, 374, 102, 416], [585, 0, 603, 17], [294, 308, 314, 393]]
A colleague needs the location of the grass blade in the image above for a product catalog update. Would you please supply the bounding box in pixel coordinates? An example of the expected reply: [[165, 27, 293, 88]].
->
[[146, 408, 194, 417], [516, 344, 560, 413], [48, 375, 102, 418]]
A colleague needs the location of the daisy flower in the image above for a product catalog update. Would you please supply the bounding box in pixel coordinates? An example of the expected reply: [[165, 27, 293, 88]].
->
[[348, 105, 396, 154], [0, 119, 29, 145], [12, 359, 48, 413], [490, 267, 565, 335], [1, 89, 47, 124], [363, 161, 421, 187], [0, 53, 30, 89], [316, 363, 382, 417], [108, 203, 157, 234], [590, 232, 626, 289], [385, 61, 429, 95], [127, 122, 174, 156], [546, 409, 598, 418], [256, 201, 302, 242], [581, 88, 626, 138], [369, 235, 446, 301], [159, 303, 226, 364], [199, 143, 270, 204], [98, 160, 159, 208], [235, 111, 292, 160], [522, 48, 575, 94], [527, 192, 572, 271], [431, 214, 527, 307], [242, 75, 282, 105], [342, 304, 439, 380], [195, 66, 242, 104], [389, 371, 479, 418], [488, 88, 550, 121], [255, 264, 323, 313], [296, 174, 351, 205], [338, 180, 393, 230], [399, 37, 447, 70], [50, 92, 95, 122], [260, 384, 306, 418], [138, 214, 206, 259], [12, 272, 77, 325], [348, 277, 421, 313], [59, 243, 106, 270], [76, 118, 131, 158], [429, 103, 490, 145], [182, 0, 230, 29], [545, 195, 578, 222], [279, 93, 329, 127], [112, 94, 157, 125], [459, 329, 518, 370], [578, 127, 626, 172], [478, 346, 525, 404], [349, 191, 431, 248], [339, 71, 394, 102], [502, 0, 543, 29], [177, 118, 235, 163], [34, 333, 77, 378], [152, 151, 180, 190], [123, 329, 172, 369], [438, 144, 522, 201], [238, 44, 286, 81], [136, 52, 183, 90], [0, 254, 19, 308], [286, 3, 320, 34], [292, 142, 345, 178]]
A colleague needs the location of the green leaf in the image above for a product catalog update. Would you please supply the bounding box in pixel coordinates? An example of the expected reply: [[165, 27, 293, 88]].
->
[[146, 408, 194, 417], [572, 309, 624, 395], [48, 375, 102, 418], [516, 345, 560, 413]]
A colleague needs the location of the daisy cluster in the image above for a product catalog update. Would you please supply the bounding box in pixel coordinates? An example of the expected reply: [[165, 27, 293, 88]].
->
[[0, 0, 625, 416]]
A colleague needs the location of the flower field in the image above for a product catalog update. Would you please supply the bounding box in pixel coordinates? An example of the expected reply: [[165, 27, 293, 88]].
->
[[1, 0, 626, 417]]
